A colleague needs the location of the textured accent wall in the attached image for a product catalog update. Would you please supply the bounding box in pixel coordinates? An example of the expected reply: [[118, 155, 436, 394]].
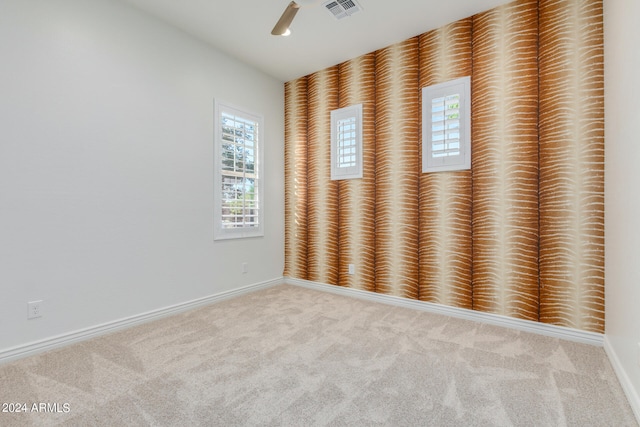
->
[[418, 18, 473, 309], [307, 67, 339, 284], [283, 78, 308, 279], [374, 38, 420, 298], [337, 54, 377, 292], [538, 0, 605, 333], [471, 0, 540, 321], [283, 0, 605, 333]]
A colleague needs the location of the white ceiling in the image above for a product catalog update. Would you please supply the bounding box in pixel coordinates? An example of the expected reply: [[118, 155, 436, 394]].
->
[[118, 0, 514, 82]]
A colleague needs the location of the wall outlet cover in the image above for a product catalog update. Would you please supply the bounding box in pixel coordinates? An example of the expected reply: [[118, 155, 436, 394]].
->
[[27, 300, 43, 319]]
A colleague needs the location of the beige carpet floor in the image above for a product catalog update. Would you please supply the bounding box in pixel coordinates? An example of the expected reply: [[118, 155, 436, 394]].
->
[[0, 284, 637, 426]]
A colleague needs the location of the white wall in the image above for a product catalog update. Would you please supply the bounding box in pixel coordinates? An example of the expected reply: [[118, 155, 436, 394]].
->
[[0, 0, 284, 351], [604, 0, 640, 416]]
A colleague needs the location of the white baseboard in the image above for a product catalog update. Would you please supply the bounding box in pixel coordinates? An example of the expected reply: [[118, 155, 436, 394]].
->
[[285, 277, 604, 346], [4, 276, 633, 422], [0, 278, 283, 365], [604, 336, 640, 423]]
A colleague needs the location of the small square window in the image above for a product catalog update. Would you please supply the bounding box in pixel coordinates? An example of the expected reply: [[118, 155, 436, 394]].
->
[[331, 104, 363, 180], [422, 76, 471, 173]]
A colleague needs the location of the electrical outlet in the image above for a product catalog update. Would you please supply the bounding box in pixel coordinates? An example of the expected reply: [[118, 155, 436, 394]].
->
[[242, 262, 249, 274], [348, 264, 355, 275], [27, 300, 42, 319]]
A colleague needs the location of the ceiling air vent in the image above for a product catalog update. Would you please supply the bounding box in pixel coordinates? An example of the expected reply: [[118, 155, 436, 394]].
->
[[322, 0, 363, 20]]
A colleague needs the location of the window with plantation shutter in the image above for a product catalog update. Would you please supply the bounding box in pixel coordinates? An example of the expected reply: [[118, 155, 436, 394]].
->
[[422, 76, 471, 173], [331, 104, 363, 180], [214, 100, 264, 240]]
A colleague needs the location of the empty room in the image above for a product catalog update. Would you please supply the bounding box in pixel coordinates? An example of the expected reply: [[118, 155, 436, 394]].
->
[[0, 0, 638, 425]]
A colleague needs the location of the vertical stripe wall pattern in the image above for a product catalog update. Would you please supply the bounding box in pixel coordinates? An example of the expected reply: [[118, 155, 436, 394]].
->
[[283, 78, 308, 279], [374, 38, 420, 298], [538, 0, 605, 333], [283, 0, 605, 333], [418, 19, 473, 309], [337, 54, 377, 292], [307, 67, 340, 284], [471, 0, 540, 321]]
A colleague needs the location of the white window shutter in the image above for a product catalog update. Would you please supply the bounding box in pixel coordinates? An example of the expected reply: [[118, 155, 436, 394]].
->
[[422, 76, 471, 173], [214, 100, 264, 240], [331, 104, 363, 180]]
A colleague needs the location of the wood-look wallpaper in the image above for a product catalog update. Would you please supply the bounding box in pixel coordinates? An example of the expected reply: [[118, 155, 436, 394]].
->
[[471, 0, 540, 321], [283, 78, 308, 279], [337, 54, 377, 292], [418, 18, 473, 309], [307, 68, 340, 284], [283, 0, 605, 333], [375, 38, 420, 298], [538, 0, 605, 332]]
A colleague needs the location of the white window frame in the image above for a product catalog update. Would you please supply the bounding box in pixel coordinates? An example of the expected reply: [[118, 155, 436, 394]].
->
[[331, 104, 363, 180], [422, 76, 471, 173], [213, 100, 264, 240]]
